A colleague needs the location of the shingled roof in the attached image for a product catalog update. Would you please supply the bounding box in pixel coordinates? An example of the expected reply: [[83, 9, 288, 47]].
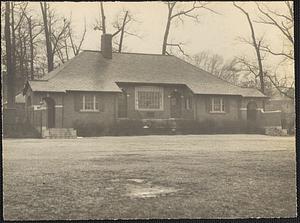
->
[[26, 50, 266, 98]]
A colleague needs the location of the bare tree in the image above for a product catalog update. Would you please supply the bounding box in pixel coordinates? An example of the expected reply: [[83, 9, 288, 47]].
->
[[256, 1, 294, 61], [267, 74, 294, 99], [40, 2, 70, 72], [193, 51, 223, 74], [23, 14, 43, 80], [69, 19, 87, 56], [162, 2, 218, 56], [40, 2, 53, 72], [94, 4, 139, 52], [117, 11, 128, 52], [192, 51, 241, 85], [255, 1, 294, 99], [94, 2, 107, 35], [55, 16, 87, 64], [233, 2, 265, 95], [4, 2, 14, 106], [112, 10, 140, 52], [100, 2, 106, 34], [10, 2, 16, 88]]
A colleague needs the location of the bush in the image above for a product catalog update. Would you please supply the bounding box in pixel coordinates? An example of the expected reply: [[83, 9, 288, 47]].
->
[[215, 120, 246, 134], [109, 119, 145, 136], [73, 119, 264, 137], [73, 120, 146, 137], [73, 120, 108, 137], [177, 119, 259, 134], [3, 121, 41, 138]]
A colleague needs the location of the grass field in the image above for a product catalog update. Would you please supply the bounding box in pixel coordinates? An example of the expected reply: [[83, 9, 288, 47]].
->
[[3, 135, 297, 220]]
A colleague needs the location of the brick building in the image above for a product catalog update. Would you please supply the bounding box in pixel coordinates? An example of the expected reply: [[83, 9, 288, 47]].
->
[[23, 34, 280, 138]]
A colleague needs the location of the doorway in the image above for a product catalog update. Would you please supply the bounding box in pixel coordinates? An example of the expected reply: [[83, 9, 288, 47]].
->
[[170, 91, 182, 118], [117, 91, 128, 118], [44, 97, 55, 128], [247, 101, 257, 122]]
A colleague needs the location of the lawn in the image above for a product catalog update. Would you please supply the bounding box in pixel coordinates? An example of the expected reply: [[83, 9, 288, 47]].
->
[[3, 135, 297, 220]]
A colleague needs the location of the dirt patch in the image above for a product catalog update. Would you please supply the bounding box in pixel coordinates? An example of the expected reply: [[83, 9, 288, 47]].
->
[[128, 178, 145, 183], [126, 182, 179, 198]]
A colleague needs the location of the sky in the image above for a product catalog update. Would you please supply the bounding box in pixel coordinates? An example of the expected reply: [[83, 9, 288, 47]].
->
[[27, 1, 293, 78]]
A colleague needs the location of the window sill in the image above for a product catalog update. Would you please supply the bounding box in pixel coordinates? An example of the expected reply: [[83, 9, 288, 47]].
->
[[136, 109, 164, 111], [79, 109, 99, 113], [209, 111, 226, 114]]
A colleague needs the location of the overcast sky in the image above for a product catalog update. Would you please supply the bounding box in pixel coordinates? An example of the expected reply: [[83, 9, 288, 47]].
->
[[28, 1, 293, 77]]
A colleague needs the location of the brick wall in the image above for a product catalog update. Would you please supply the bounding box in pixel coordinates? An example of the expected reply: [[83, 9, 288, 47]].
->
[[24, 86, 268, 131], [117, 83, 194, 120], [63, 91, 117, 128], [195, 95, 241, 122]]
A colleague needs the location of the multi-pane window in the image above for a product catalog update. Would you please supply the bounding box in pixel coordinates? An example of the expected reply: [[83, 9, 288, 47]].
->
[[211, 97, 225, 112], [135, 86, 163, 110], [81, 95, 99, 111]]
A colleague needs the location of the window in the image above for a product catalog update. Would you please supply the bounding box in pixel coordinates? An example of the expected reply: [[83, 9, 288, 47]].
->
[[135, 86, 163, 110], [81, 95, 99, 112], [211, 97, 225, 113], [185, 97, 192, 110]]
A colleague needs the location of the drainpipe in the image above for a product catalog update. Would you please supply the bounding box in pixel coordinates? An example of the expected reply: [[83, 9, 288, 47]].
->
[[40, 107, 43, 136], [194, 96, 198, 121], [62, 94, 64, 128]]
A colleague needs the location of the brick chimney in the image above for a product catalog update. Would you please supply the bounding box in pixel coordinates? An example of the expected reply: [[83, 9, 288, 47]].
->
[[101, 34, 112, 59]]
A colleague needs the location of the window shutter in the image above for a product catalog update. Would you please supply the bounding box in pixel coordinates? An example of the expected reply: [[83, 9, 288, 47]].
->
[[74, 94, 81, 111], [205, 97, 211, 113], [225, 98, 230, 113], [97, 95, 105, 112]]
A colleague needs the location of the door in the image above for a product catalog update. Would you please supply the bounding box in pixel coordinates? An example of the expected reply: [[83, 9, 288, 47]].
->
[[247, 101, 257, 121], [247, 101, 257, 132], [170, 91, 182, 118], [118, 91, 128, 118], [45, 97, 55, 128]]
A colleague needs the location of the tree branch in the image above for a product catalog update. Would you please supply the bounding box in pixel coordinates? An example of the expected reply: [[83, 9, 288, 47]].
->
[[166, 43, 190, 57]]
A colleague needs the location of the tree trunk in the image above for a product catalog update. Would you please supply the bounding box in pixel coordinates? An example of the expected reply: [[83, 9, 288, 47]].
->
[[40, 2, 54, 72], [100, 2, 106, 34], [5, 2, 14, 106], [162, 15, 171, 55], [233, 3, 265, 95], [118, 11, 128, 53], [10, 2, 16, 103], [28, 17, 34, 80], [18, 25, 25, 85], [233, 3, 266, 110], [244, 10, 265, 110]]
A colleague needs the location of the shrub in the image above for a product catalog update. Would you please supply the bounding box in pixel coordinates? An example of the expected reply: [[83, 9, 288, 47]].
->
[[177, 119, 258, 134], [73, 119, 264, 137], [3, 121, 41, 138], [110, 119, 145, 136], [215, 120, 247, 134], [73, 120, 108, 137]]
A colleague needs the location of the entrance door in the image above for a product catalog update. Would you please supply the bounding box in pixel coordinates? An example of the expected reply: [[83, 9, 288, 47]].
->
[[118, 91, 128, 118], [247, 101, 257, 133], [45, 98, 55, 128], [170, 91, 182, 118], [247, 101, 257, 121]]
